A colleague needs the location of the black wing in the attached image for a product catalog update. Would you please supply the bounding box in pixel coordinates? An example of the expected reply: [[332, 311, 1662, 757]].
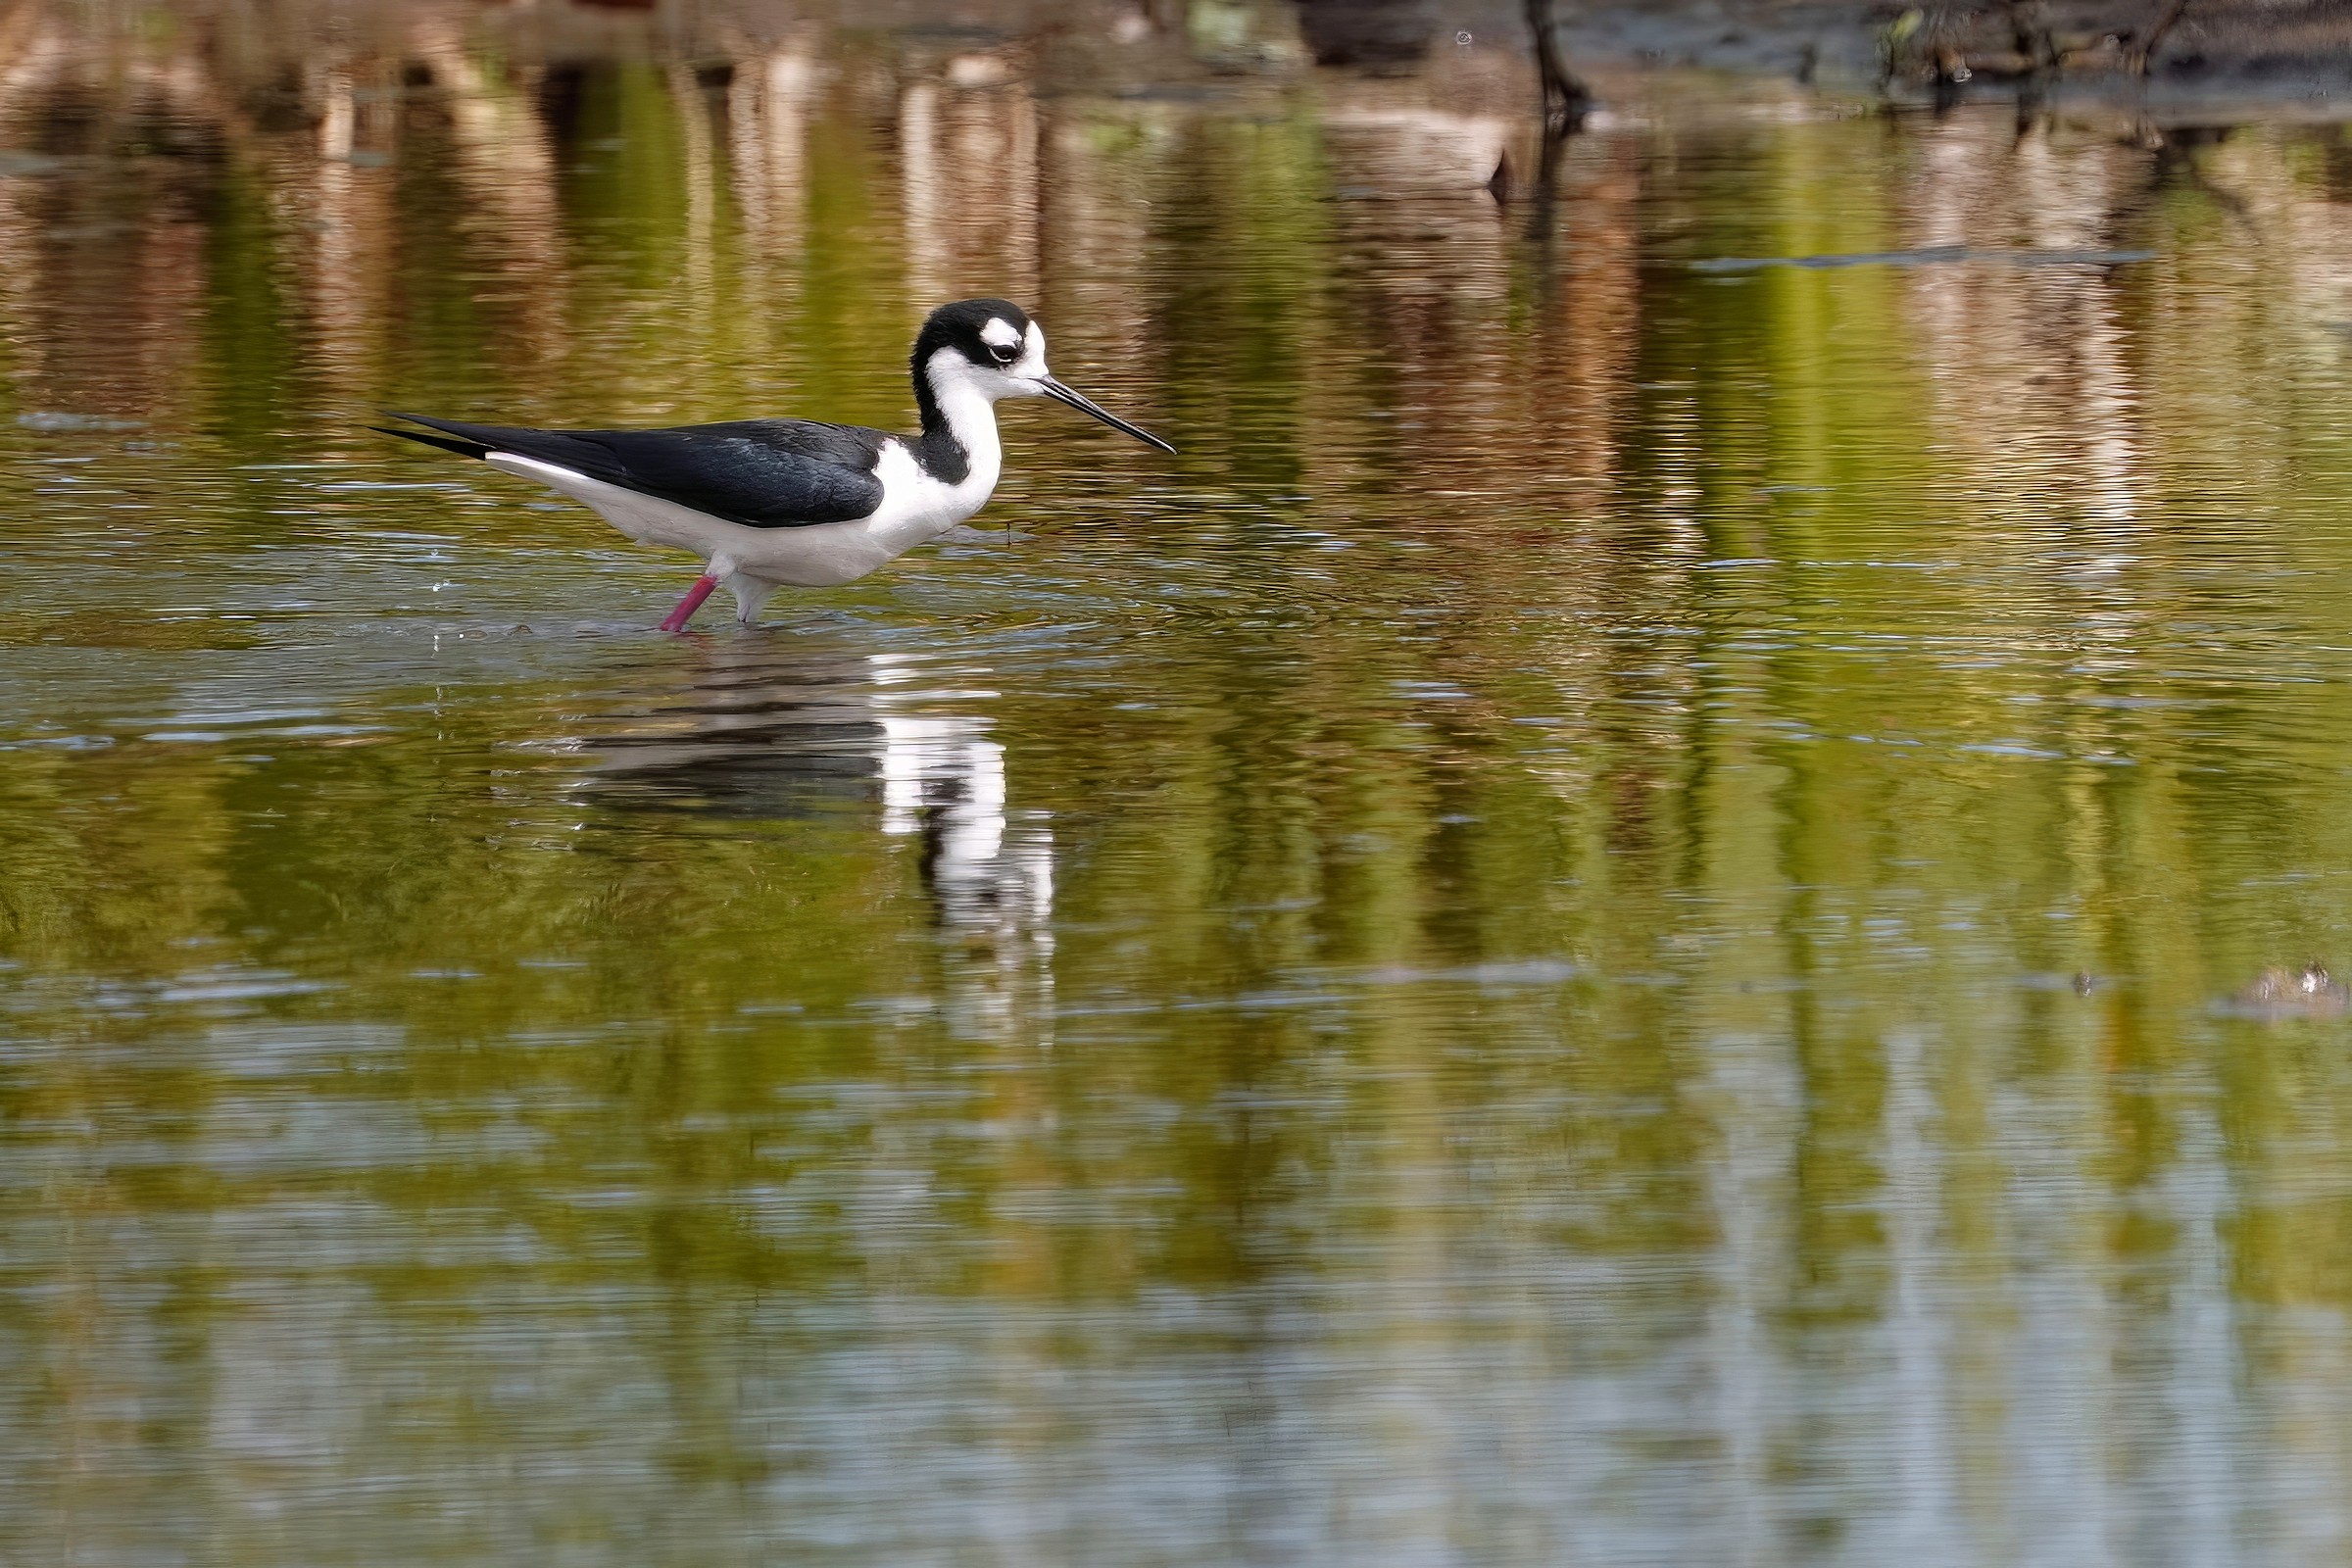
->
[[377, 414, 890, 528]]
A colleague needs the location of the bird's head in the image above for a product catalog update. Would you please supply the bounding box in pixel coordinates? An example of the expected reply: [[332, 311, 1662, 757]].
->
[[913, 298, 1174, 453]]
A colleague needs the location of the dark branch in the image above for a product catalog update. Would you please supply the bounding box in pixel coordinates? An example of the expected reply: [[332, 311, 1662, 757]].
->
[[1523, 0, 1592, 136], [2130, 0, 2193, 75], [2004, 0, 2058, 74]]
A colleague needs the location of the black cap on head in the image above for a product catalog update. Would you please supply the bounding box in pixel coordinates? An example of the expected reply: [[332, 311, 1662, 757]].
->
[[913, 298, 1033, 374]]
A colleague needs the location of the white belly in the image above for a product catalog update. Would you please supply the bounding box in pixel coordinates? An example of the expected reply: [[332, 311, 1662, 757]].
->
[[486, 442, 994, 590]]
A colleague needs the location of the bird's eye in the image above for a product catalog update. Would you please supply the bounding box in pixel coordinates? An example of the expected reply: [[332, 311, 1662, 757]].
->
[[989, 341, 1019, 366]]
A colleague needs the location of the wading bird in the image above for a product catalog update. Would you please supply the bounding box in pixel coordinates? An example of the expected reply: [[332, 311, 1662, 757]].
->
[[377, 299, 1172, 631]]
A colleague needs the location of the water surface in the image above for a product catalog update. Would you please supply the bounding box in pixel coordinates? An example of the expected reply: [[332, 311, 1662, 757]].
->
[[5, 6, 2352, 1564]]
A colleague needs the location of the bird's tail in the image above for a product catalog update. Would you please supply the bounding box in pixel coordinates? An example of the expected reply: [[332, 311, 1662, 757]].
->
[[372, 415, 491, 460]]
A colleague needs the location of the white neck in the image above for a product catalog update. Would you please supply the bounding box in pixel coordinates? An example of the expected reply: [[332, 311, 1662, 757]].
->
[[920, 350, 1004, 495], [933, 385, 1000, 475]]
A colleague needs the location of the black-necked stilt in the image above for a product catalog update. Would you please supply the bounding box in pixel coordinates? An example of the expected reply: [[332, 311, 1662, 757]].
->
[[376, 299, 1172, 631]]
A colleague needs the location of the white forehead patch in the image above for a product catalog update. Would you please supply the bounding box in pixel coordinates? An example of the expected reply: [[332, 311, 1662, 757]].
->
[[981, 318, 1021, 350]]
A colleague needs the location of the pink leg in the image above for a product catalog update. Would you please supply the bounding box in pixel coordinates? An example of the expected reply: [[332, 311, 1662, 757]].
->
[[659, 574, 719, 633]]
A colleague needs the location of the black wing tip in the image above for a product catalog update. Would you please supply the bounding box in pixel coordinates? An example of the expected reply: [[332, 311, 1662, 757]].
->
[[372, 417, 490, 460]]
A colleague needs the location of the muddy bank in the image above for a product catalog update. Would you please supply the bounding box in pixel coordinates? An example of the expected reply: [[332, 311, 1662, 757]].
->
[[1567, 0, 2352, 97], [1298, 1, 2352, 109]]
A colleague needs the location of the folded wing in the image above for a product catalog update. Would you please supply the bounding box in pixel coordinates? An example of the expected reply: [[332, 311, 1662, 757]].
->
[[381, 414, 889, 528]]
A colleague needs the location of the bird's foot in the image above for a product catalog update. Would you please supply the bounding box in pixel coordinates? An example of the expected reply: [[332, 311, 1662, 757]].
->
[[659, 574, 719, 633]]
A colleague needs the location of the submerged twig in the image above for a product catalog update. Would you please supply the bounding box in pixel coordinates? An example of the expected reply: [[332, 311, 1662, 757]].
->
[[1523, 0, 1592, 137], [1506, 0, 1591, 234]]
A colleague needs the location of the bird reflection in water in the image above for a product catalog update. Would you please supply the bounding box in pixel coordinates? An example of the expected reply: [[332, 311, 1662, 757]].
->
[[573, 637, 1054, 937]]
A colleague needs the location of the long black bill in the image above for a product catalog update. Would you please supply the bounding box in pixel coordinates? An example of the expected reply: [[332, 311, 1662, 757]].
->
[[1039, 376, 1176, 454]]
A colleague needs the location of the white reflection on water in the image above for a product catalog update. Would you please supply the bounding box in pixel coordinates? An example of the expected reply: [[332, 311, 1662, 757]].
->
[[879, 712, 1056, 936], [581, 639, 1055, 952], [875, 653, 1055, 944]]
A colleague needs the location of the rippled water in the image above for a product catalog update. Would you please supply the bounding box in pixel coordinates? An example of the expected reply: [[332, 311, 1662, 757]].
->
[[6, 5, 2352, 1563]]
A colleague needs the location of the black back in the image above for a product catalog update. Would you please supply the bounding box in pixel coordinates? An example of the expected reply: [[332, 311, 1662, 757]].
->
[[380, 414, 890, 528]]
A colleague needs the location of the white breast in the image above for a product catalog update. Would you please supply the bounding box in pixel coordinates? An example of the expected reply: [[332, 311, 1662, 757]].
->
[[878, 375, 1004, 535], [864, 435, 998, 541]]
